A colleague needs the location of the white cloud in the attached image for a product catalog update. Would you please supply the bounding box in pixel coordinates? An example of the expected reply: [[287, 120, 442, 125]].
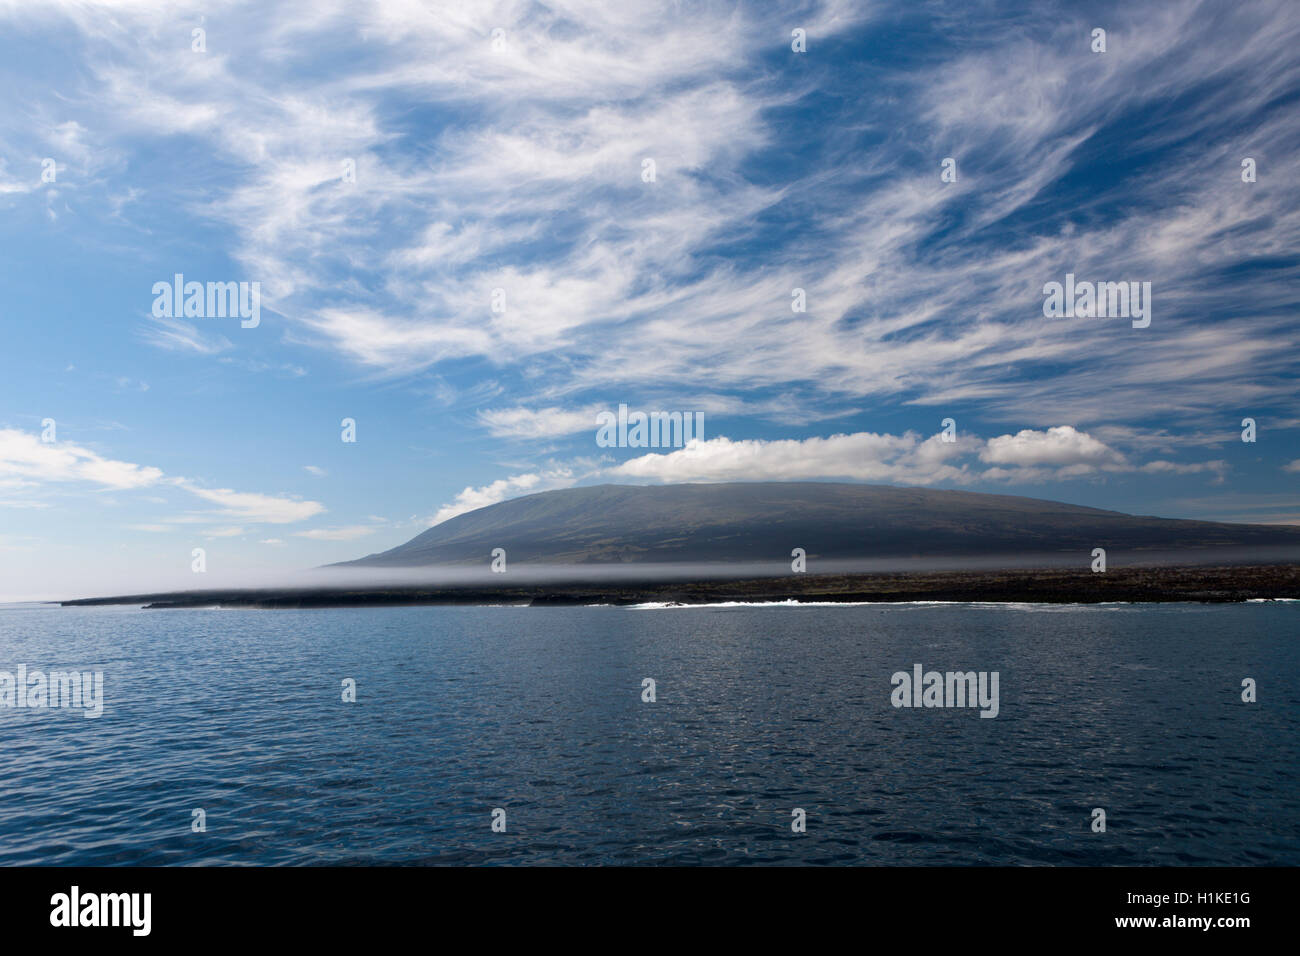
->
[[0, 157, 36, 195], [0, 428, 164, 490], [477, 406, 601, 440], [293, 525, 378, 541], [0, 426, 331, 525], [1141, 459, 1230, 478], [176, 481, 325, 524], [431, 468, 577, 525], [437, 425, 1234, 510], [203, 526, 246, 538], [610, 432, 971, 485], [980, 426, 1127, 470]]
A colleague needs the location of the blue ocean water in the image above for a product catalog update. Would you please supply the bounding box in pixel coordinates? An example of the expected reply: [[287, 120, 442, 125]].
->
[[0, 602, 1294, 866]]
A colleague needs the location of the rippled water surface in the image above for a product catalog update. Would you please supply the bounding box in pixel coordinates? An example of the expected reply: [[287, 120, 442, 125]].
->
[[0, 602, 1295, 865]]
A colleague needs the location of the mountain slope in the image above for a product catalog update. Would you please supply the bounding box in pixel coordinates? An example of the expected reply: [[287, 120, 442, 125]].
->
[[339, 482, 1300, 567]]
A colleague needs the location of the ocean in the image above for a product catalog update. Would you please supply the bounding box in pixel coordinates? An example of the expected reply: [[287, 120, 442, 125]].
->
[[0, 602, 1295, 865]]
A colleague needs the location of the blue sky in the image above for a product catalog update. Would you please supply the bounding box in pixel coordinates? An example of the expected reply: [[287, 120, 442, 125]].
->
[[1, 0, 1298, 600]]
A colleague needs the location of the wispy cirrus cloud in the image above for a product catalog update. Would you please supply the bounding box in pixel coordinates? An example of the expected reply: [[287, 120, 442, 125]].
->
[[4, 0, 1296, 439], [139, 314, 232, 355]]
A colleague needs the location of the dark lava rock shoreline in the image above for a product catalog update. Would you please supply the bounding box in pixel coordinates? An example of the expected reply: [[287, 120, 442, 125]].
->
[[58, 564, 1300, 609]]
